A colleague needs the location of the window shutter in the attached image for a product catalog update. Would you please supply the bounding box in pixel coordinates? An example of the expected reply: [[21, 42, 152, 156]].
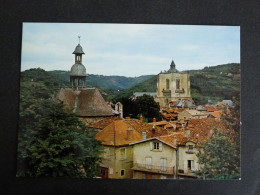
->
[[159, 142, 163, 151], [184, 160, 187, 171], [191, 160, 195, 170], [150, 142, 153, 150]]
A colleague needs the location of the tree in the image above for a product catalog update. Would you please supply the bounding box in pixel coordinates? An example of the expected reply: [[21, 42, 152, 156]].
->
[[135, 94, 161, 122], [195, 128, 240, 179], [17, 99, 102, 178], [115, 97, 138, 118]]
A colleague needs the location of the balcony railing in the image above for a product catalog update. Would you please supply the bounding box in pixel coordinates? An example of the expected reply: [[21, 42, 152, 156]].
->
[[175, 89, 185, 93], [162, 90, 171, 97], [132, 163, 175, 175]]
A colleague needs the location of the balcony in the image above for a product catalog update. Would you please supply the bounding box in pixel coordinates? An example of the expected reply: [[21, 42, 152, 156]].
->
[[175, 89, 185, 93], [132, 163, 175, 175], [162, 89, 171, 97], [185, 150, 194, 154]]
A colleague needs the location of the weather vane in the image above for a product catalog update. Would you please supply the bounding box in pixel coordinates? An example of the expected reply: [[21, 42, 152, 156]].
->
[[78, 36, 81, 44]]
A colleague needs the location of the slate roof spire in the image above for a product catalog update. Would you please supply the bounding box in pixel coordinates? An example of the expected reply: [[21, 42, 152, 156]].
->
[[167, 60, 178, 73]]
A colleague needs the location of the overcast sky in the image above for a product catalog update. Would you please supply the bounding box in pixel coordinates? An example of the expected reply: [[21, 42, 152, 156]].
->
[[21, 23, 240, 77]]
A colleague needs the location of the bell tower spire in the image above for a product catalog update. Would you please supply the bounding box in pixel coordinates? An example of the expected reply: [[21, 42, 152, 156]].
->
[[70, 37, 86, 89]]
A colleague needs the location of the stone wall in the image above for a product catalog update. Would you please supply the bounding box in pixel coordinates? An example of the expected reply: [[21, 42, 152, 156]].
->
[[155, 72, 191, 107]]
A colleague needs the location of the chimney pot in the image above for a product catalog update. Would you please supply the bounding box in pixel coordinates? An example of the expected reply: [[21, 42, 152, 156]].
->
[[173, 136, 177, 145], [142, 132, 147, 140], [153, 118, 156, 122], [140, 115, 143, 122]]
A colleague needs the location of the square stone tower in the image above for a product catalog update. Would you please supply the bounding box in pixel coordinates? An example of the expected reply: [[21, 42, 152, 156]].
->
[[155, 60, 191, 107]]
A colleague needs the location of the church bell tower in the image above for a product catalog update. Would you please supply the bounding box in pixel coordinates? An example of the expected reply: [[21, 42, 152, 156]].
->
[[70, 36, 86, 89]]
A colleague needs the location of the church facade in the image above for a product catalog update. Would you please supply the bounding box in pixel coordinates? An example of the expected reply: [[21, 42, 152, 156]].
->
[[155, 61, 191, 107]]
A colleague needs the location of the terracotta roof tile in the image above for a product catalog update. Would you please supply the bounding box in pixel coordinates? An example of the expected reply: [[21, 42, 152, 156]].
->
[[95, 119, 169, 146], [87, 117, 119, 129], [159, 132, 185, 147], [209, 111, 222, 118], [186, 118, 229, 146], [204, 105, 218, 112]]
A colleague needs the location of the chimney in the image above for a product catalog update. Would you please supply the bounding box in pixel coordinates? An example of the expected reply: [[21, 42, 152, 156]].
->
[[152, 124, 156, 137], [140, 114, 143, 122], [153, 118, 156, 123], [126, 116, 130, 120], [142, 132, 147, 140], [185, 130, 190, 137], [173, 136, 177, 145], [127, 127, 133, 140]]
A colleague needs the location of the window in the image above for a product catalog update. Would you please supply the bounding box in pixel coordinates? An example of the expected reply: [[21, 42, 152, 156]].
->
[[160, 158, 167, 171], [188, 145, 193, 152], [150, 142, 163, 151], [121, 169, 125, 176], [154, 142, 159, 150], [176, 79, 180, 89], [161, 175, 167, 179], [145, 157, 152, 169], [120, 148, 126, 160], [166, 79, 170, 89], [188, 160, 194, 170], [104, 148, 110, 159]]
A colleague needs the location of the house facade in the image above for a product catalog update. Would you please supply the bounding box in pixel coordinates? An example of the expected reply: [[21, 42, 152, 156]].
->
[[177, 141, 199, 179], [131, 138, 177, 179], [95, 119, 169, 179]]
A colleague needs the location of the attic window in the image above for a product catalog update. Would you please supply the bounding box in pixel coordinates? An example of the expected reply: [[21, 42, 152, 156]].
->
[[154, 142, 159, 150], [150, 142, 163, 151]]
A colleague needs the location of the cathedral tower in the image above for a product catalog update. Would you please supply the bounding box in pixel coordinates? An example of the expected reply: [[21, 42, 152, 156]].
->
[[155, 60, 191, 107]]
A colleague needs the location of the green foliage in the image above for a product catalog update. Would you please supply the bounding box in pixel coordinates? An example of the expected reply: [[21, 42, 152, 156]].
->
[[135, 94, 161, 122], [18, 68, 102, 178], [116, 97, 138, 118], [17, 99, 102, 178], [195, 128, 240, 179], [111, 63, 240, 105], [190, 63, 240, 104], [115, 94, 161, 122], [221, 94, 240, 134], [49, 70, 153, 90]]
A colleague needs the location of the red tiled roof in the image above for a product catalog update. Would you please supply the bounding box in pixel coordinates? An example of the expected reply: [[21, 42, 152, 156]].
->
[[88, 116, 120, 129], [204, 105, 218, 112], [159, 132, 185, 147], [186, 118, 229, 146], [95, 119, 170, 146], [210, 111, 222, 118]]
